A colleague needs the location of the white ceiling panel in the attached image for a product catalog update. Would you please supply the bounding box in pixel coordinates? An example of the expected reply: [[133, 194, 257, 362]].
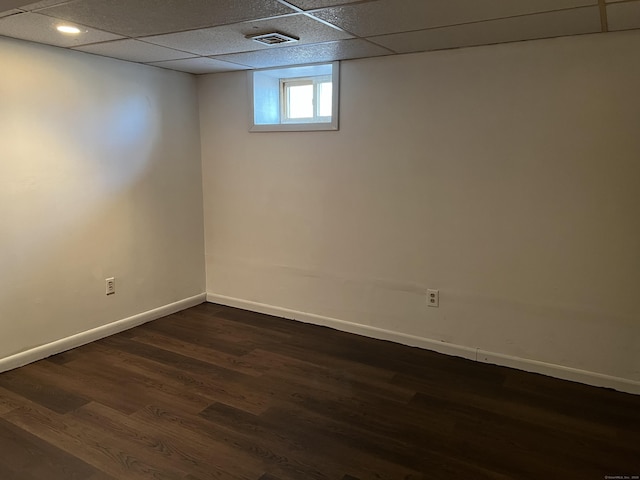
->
[[312, 0, 599, 37], [74, 38, 196, 63], [211, 38, 390, 68], [284, 0, 372, 10], [607, 1, 640, 31], [0, 0, 26, 10], [142, 14, 353, 56], [20, 0, 69, 10], [148, 57, 251, 75], [39, 0, 296, 37], [371, 7, 601, 54], [0, 12, 123, 46], [0, 8, 21, 17]]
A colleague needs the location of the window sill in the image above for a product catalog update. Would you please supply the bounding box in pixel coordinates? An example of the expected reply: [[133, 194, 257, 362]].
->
[[250, 122, 338, 133]]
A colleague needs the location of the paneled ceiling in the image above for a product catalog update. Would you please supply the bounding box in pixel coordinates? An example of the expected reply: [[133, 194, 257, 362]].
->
[[0, 0, 638, 74]]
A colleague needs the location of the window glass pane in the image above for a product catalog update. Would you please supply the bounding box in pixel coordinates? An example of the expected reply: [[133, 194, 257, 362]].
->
[[288, 84, 314, 119], [318, 82, 333, 117]]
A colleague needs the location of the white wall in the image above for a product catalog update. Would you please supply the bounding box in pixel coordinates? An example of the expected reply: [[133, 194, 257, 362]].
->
[[0, 38, 205, 362], [199, 31, 640, 389]]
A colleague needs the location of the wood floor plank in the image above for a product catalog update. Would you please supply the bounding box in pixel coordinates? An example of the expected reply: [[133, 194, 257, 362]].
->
[[69, 347, 215, 410], [251, 341, 396, 383], [142, 315, 258, 357], [448, 404, 636, 478], [0, 302, 638, 479], [73, 402, 250, 480], [99, 335, 246, 381], [242, 348, 416, 404], [82, 342, 271, 415], [0, 461, 41, 480], [45, 350, 83, 365], [504, 368, 640, 426], [411, 385, 621, 441], [64, 354, 212, 415], [0, 389, 23, 416], [255, 410, 424, 480], [198, 402, 425, 480], [246, 371, 456, 443], [0, 417, 97, 480], [86, 472, 119, 480], [131, 330, 266, 377], [13, 359, 145, 415], [0, 367, 90, 414], [135, 404, 338, 480], [176, 308, 293, 344], [4, 404, 185, 480]]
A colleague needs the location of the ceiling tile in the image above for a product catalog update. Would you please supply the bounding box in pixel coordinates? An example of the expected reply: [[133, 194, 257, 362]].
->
[[0, 0, 26, 10], [370, 6, 602, 53], [74, 39, 196, 63], [211, 38, 390, 68], [40, 0, 296, 37], [284, 0, 370, 10], [607, 1, 640, 31], [142, 14, 353, 56], [0, 12, 123, 46], [312, 0, 599, 37], [20, 0, 70, 10], [0, 8, 21, 17], [148, 57, 251, 75]]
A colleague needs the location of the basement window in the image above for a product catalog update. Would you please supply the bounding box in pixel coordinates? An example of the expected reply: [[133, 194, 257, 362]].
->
[[250, 62, 339, 132]]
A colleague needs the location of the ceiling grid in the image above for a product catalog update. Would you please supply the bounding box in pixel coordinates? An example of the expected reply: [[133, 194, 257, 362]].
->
[[0, 0, 638, 74]]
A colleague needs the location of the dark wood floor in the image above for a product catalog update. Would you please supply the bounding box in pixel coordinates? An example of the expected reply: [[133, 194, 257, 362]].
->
[[0, 302, 638, 479]]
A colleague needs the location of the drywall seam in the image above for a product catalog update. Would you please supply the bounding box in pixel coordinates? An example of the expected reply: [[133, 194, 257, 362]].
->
[[0, 293, 206, 374], [207, 293, 640, 395]]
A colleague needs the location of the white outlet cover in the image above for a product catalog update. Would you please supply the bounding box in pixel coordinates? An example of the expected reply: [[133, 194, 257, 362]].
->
[[427, 289, 439, 307]]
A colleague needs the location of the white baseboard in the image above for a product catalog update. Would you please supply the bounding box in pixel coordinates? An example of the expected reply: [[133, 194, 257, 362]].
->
[[0, 293, 207, 374], [207, 293, 640, 396]]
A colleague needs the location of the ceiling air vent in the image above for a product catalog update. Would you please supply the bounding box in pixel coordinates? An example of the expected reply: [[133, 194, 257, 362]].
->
[[247, 32, 299, 46]]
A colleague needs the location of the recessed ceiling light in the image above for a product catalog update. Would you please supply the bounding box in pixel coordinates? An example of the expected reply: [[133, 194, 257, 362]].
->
[[56, 25, 81, 35], [247, 32, 299, 46]]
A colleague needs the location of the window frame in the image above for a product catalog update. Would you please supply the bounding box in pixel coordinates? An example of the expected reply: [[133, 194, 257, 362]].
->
[[249, 62, 340, 133], [280, 75, 332, 124]]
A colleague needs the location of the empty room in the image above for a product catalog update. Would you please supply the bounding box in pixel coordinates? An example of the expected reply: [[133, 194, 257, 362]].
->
[[1, 0, 639, 478]]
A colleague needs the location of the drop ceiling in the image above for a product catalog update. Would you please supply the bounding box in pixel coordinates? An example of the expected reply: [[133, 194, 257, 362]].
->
[[0, 0, 639, 75]]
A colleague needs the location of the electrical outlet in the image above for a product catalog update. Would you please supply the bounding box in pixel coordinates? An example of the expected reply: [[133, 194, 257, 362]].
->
[[427, 289, 439, 307], [106, 277, 115, 296]]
